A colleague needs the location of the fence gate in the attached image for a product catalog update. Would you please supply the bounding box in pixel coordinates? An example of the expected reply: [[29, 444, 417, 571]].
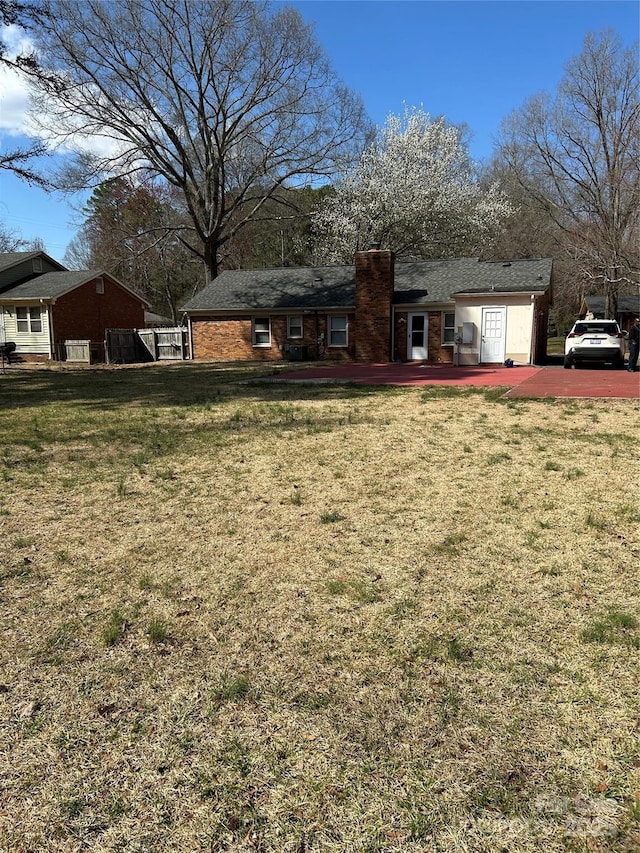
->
[[156, 328, 187, 360], [106, 327, 188, 363], [105, 329, 139, 363]]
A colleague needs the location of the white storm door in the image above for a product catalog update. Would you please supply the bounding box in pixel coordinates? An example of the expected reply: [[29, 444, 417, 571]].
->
[[0, 309, 5, 344], [408, 312, 429, 360], [481, 308, 506, 363]]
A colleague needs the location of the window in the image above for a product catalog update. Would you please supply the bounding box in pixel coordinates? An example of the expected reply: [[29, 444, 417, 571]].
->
[[32, 257, 42, 273], [252, 317, 271, 347], [287, 315, 303, 339], [96, 277, 105, 294], [16, 307, 42, 333], [442, 311, 455, 345], [16, 307, 28, 333], [29, 307, 42, 333], [328, 315, 348, 347]]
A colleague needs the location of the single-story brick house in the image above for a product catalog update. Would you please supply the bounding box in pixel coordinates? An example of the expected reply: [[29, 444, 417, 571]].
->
[[182, 248, 553, 365], [0, 251, 149, 362]]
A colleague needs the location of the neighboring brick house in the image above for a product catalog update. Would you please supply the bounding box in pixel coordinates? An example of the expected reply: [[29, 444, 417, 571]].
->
[[0, 251, 149, 362], [182, 248, 553, 366]]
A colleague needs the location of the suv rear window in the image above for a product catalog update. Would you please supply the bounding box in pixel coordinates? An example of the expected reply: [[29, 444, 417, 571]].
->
[[573, 322, 619, 335]]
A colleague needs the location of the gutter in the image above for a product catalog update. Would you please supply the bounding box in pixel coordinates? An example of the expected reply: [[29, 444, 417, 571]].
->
[[528, 293, 535, 365], [47, 298, 56, 360]]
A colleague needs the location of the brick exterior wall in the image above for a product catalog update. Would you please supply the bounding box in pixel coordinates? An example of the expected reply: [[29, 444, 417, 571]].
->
[[354, 249, 394, 362], [53, 276, 146, 359], [393, 311, 455, 363], [10, 353, 50, 363], [188, 253, 546, 365], [191, 313, 356, 362]]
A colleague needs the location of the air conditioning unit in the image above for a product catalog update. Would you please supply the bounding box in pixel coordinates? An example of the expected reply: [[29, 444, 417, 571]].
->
[[288, 344, 309, 362]]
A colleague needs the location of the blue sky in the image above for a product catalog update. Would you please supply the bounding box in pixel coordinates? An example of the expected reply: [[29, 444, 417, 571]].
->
[[0, 0, 638, 261]]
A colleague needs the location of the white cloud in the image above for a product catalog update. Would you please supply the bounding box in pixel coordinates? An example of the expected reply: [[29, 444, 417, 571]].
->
[[1, 25, 155, 172], [1, 23, 34, 57], [0, 25, 42, 139], [0, 25, 124, 161]]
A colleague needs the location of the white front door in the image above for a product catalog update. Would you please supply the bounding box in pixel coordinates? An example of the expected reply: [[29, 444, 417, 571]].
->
[[408, 312, 429, 360], [0, 309, 4, 344], [481, 308, 506, 363]]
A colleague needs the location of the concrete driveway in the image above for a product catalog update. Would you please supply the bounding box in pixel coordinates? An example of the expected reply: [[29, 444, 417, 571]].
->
[[274, 362, 640, 399]]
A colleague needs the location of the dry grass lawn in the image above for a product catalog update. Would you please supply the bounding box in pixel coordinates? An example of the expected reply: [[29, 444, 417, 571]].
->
[[1, 363, 638, 853]]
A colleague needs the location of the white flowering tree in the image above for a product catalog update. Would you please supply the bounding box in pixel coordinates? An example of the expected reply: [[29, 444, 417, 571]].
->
[[312, 107, 513, 263]]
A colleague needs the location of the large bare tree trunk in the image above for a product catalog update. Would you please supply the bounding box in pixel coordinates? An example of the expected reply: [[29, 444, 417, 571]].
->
[[28, 0, 371, 284]]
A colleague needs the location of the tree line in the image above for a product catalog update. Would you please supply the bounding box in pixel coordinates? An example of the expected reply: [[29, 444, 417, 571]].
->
[[2, 1, 638, 324]]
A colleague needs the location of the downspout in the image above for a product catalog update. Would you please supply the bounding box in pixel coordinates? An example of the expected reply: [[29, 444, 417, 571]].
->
[[528, 293, 536, 365], [390, 305, 395, 362], [46, 299, 55, 360], [187, 314, 194, 360]]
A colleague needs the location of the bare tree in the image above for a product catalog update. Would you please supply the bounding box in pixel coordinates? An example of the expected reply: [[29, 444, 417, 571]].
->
[[28, 0, 371, 283], [0, 220, 26, 251], [498, 30, 639, 318], [0, 0, 50, 185]]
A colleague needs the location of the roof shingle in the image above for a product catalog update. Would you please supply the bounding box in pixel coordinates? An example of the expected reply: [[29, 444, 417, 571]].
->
[[182, 257, 553, 312]]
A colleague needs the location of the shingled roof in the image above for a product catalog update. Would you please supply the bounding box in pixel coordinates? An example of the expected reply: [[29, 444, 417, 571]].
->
[[0, 271, 105, 300], [182, 257, 552, 312], [0, 251, 65, 275], [183, 265, 356, 311], [583, 294, 640, 316], [0, 270, 150, 305]]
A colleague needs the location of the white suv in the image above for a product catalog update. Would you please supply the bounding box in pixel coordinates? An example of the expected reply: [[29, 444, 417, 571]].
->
[[564, 319, 625, 369]]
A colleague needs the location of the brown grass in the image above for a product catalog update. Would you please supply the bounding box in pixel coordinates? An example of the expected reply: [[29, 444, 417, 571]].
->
[[0, 364, 638, 852]]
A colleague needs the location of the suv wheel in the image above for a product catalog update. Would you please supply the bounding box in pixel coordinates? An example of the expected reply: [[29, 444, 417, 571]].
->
[[563, 355, 573, 369]]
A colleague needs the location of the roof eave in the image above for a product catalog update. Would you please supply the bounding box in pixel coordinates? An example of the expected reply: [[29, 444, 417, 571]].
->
[[453, 288, 549, 297], [185, 304, 355, 315]]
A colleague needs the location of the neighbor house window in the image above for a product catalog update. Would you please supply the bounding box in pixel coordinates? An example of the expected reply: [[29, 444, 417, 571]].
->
[[32, 258, 42, 273], [95, 277, 104, 294], [252, 317, 271, 347], [442, 311, 455, 345], [16, 307, 42, 333], [287, 315, 303, 339], [328, 315, 348, 347]]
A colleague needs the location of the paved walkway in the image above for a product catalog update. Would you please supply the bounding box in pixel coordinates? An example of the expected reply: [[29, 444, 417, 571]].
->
[[273, 362, 640, 399]]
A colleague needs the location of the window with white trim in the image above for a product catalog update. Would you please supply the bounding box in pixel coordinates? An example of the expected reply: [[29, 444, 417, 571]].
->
[[328, 315, 348, 347], [16, 306, 42, 333], [96, 277, 105, 294], [32, 257, 42, 273], [252, 317, 271, 347], [442, 311, 455, 345], [287, 315, 303, 339]]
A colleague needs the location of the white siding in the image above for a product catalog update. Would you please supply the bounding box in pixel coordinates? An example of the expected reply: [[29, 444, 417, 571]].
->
[[1, 305, 52, 356], [455, 295, 534, 365]]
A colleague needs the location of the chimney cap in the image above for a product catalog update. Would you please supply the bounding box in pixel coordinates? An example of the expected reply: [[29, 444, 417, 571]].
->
[[368, 242, 381, 251]]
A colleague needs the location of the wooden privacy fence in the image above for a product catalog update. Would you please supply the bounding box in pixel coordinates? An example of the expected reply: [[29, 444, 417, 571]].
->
[[59, 339, 105, 363], [105, 327, 189, 364], [138, 327, 189, 361], [61, 340, 91, 363]]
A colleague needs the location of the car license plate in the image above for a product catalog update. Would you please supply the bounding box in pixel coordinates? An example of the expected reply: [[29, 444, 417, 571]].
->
[[589, 339, 601, 345]]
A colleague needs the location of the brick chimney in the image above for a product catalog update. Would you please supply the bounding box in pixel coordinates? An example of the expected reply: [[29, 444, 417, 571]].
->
[[354, 245, 395, 362]]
